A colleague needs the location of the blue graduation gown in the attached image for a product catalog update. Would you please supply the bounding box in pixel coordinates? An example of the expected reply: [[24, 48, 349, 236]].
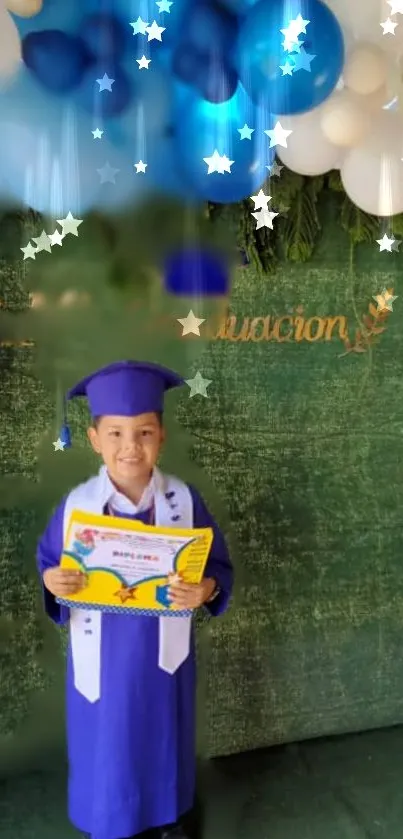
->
[[36, 484, 233, 839]]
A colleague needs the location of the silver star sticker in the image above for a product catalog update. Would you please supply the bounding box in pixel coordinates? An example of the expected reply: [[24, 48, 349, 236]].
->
[[53, 438, 66, 452], [33, 231, 52, 253], [185, 371, 212, 398], [177, 310, 206, 336], [97, 162, 120, 184]]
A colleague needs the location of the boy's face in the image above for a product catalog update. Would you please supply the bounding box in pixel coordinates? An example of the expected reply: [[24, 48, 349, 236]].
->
[[87, 412, 165, 486]]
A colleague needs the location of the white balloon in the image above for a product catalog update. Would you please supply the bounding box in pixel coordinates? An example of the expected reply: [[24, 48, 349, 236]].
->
[[0, 4, 21, 80], [277, 109, 341, 176], [323, 0, 403, 54], [320, 89, 372, 146], [341, 110, 403, 215], [344, 42, 389, 95], [6, 0, 42, 15]]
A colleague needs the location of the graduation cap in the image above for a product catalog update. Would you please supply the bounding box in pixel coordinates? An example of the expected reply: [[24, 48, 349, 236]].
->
[[59, 360, 184, 449]]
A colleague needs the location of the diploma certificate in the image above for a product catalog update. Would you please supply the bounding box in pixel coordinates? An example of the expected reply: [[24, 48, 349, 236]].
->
[[56, 509, 213, 616]]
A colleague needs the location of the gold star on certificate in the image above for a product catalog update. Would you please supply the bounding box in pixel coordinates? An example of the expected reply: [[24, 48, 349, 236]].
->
[[53, 438, 66, 452], [185, 371, 212, 398], [177, 310, 205, 336], [20, 242, 37, 260], [373, 288, 398, 312], [57, 211, 83, 237]]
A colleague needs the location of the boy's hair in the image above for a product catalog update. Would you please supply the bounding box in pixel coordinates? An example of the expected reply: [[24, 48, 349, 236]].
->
[[92, 412, 163, 428]]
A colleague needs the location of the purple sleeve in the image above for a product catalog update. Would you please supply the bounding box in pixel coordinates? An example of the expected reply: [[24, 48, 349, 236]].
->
[[36, 496, 70, 625], [189, 484, 234, 617]]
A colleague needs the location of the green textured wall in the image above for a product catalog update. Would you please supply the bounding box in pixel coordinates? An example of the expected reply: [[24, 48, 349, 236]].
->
[[1, 195, 403, 773]]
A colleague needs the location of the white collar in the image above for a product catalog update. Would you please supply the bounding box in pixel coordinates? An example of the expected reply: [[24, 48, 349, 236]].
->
[[97, 465, 165, 515]]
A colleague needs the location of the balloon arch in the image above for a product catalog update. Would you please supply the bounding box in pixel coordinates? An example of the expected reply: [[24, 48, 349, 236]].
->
[[0, 0, 402, 218]]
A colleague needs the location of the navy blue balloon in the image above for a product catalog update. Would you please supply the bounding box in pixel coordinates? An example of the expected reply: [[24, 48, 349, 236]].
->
[[76, 62, 133, 117], [183, 2, 239, 59], [195, 59, 238, 104], [175, 83, 275, 204], [80, 13, 128, 60], [237, 0, 344, 115], [22, 30, 90, 94], [164, 248, 230, 296], [172, 44, 205, 85]]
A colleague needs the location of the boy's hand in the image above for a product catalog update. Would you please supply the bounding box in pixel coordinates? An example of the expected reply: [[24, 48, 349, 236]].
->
[[43, 567, 87, 598], [168, 577, 216, 609]]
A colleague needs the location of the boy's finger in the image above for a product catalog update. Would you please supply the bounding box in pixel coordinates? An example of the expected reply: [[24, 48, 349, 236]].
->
[[169, 581, 193, 592]]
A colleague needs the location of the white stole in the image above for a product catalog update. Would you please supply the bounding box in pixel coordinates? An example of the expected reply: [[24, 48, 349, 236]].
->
[[63, 466, 193, 703]]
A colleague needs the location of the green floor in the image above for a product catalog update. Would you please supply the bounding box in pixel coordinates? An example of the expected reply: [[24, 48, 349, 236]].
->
[[1, 726, 402, 839]]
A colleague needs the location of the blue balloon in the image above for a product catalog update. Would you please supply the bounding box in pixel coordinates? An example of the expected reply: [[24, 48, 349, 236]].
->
[[22, 30, 90, 94], [237, 0, 344, 115], [174, 83, 275, 203], [80, 13, 128, 60], [195, 59, 238, 104], [172, 44, 204, 86], [76, 61, 133, 118], [182, 2, 239, 59], [164, 248, 230, 296]]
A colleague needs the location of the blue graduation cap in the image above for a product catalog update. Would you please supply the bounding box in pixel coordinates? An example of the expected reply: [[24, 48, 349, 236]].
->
[[59, 360, 184, 448]]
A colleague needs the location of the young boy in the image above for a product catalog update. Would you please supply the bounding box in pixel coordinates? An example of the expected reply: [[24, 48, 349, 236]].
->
[[37, 360, 233, 839]]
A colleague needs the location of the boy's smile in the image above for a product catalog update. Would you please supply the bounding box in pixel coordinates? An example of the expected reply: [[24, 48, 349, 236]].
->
[[87, 412, 165, 502]]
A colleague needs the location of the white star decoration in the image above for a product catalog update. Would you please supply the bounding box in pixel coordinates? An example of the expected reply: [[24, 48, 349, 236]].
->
[[252, 208, 279, 230], [373, 288, 398, 312], [53, 438, 66, 452], [137, 55, 151, 69], [96, 73, 114, 92], [146, 20, 165, 41], [203, 150, 234, 174], [20, 212, 83, 261], [265, 122, 293, 148], [177, 310, 206, 336], [92, 128, 103, 139], [250, 189, 271, 211], [130, 16, 149, 34], [185, 371, 212, 398], [388, 0, 403, 14], [97, 162, 120, 183], [134, 160, 147, 173], [381, 17, 399, 33], [376, 233, 395, 252]]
